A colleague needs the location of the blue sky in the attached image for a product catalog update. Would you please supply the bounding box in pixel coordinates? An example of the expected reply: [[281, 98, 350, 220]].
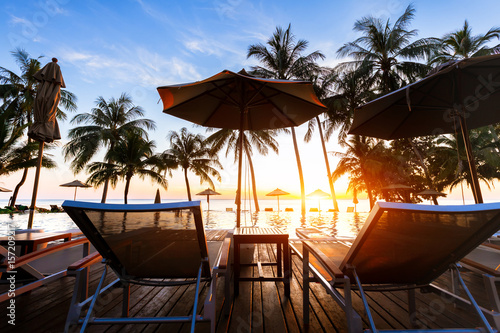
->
[[1, 0, 499, 204]]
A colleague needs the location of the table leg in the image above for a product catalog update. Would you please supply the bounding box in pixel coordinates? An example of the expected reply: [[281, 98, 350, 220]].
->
[[283, 241, 290, 296], [234, 240, 240, 296], [277, 242, 282, 278]]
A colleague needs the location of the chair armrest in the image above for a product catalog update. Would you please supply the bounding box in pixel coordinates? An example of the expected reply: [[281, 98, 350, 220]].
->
[[1, 238, 90, 271], [68, 252, 102, 271], [217, 237, 231, 270], [303, 240, 344, 279]]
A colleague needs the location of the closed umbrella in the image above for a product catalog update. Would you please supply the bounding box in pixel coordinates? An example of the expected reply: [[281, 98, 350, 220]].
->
[[60, 180, 91, 200], [154, 188, 161, 203], [307, 189, 330, 211], [265, 188, 290, 212], [27, 58, 65, 228], [196, 188, 221, 210], [158, 69, 326, 226], [349, 54, 500, 204]]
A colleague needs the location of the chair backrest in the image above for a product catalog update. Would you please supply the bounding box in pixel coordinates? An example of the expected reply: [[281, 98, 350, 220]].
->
[[342, 202, 500, 285], [62, 200, 210, 281]]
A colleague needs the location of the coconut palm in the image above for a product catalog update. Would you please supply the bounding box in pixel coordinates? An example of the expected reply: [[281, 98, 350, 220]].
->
[[247, 24, 325, 215], [205, 128, 282, 211], [431, 127, 500, 193], [162, 128, 221, 201], [429, 20, 500, 64], [0, 49, 76, 206], [332, 135, 391, 209], [303, 69, 340, 211], [86, 132, 166, 204], [64, 93, 155, 202], [337, 4, 434, 94]]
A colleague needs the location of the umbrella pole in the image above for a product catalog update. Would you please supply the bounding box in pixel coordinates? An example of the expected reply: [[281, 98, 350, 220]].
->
[[458, 114, 483, 204], [28, 142, 44, 229], [74, 187, 77, 201], [236, 119, 245, 228]]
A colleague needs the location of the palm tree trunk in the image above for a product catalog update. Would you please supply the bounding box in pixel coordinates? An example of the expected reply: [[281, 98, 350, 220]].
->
[[184, 168, 192, 201], [408, 138, 438, 205], [316, 116, 339, 211], [10, 167, 28, 207], [10, 137, 33, 207], [124, 176, 131, 204], [101, 179, 109, 203], [244, 145, 260, 212], [291, 127, 306, 216]]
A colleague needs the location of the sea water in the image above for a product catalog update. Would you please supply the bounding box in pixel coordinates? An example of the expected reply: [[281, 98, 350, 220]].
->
[[0, 197, 488, 238], [0, 198, 371, 237]]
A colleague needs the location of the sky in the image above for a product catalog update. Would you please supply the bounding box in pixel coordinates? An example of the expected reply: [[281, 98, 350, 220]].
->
[[0, 0, 499, 204]]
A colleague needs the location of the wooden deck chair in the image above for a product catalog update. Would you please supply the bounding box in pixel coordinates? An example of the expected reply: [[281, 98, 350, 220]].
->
[[62, 200, 231, 333], [296, 202, 500, 332], [0, 237, 91, 302]]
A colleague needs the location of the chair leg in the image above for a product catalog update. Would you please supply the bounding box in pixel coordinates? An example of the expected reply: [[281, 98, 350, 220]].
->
[[122, 282, 130, 317], [408, 288, 417, 328], [483, 274, 500, 312]]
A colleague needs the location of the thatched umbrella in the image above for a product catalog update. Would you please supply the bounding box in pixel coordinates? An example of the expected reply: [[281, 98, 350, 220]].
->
[[265, 188, 289, 212], [417, 189, 447, 205], [196, 188, 221, 210], [60, 180, 91, 200], [307, 189, 330, 211], [27, 58, 65, 228]]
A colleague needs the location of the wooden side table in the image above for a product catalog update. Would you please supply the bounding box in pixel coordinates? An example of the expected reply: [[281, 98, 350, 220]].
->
[[233, 227, 290, 296], [0, 232, 72, 255]]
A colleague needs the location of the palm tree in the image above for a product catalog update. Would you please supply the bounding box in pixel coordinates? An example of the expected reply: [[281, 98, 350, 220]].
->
[[332, 135, 391, 209], [432, 127, 500, 193], [162, 128, 221, 201], [337, 4, 433, 94], [205, 128, 282, 211], [87, 132, 167, 204], [429, 20, 500, 64], [64, 93, 155, 202], [0, 49, 77, 206], [304, 69, 340, 211], [247, 24, 325, 216]]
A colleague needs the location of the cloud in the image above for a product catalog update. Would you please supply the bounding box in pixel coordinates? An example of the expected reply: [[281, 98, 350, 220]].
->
[[59, 47, 202, 87]]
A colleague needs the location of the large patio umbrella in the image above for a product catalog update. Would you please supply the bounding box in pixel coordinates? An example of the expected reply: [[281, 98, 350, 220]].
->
[[196, 188, 221, 210], [27, 58, 65, 228], [265, 188, 290, 212], [60, 180, 91, 200], [349, 54, 500, 204], [158, 69, 326, 226], [307, 189, 331, 211]]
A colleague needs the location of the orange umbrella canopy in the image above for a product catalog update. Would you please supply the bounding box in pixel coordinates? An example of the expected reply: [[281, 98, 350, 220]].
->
[[158, 69, 326, 227], [266, 188, 290, 197]]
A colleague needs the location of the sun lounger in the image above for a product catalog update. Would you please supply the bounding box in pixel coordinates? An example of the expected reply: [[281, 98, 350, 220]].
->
[[62, 200, 231, 333], [264, 207, 273, 211], [297, 202, 500, 332], [0, 237, 91, 303], [460, 244, 500, 312]]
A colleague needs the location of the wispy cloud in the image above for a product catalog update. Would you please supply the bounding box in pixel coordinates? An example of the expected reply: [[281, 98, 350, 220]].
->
[[60, 47, 201, 87]]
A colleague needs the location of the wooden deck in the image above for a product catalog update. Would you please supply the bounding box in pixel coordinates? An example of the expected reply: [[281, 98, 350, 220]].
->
[[1, 231, 499, 332]]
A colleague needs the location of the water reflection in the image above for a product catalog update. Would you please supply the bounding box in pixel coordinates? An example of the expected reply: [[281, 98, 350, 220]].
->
[[0, 209, 370, 238]]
